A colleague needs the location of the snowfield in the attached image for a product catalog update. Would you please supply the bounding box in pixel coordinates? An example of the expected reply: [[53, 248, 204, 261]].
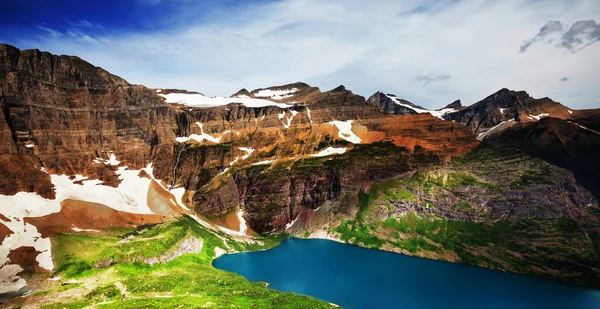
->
[[0, 156, 173, 286], [253, 88, 299, 100], [328, 120, 362, 144], [159, 92, 293, 108]]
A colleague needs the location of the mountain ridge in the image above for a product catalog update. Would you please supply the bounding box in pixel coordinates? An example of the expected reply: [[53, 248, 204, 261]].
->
[[1, 43, 600, 306]]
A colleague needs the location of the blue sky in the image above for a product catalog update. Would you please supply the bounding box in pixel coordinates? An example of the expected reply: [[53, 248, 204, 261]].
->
[[1, 0, 599, 109]]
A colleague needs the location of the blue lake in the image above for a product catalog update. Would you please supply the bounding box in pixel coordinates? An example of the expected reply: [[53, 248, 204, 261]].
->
[[213, 238, 600, 309]]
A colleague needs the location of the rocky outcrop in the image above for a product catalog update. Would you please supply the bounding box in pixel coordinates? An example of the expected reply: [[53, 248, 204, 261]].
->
[[487, 116, 600, 200], [0, 44, 180, 196], [144, 235, 203, 265], [443, 88, 571, 135], [443, 100, 462, 110], [367, 92, 421, 115]]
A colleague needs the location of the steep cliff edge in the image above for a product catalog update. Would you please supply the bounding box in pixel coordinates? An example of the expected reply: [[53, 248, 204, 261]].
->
[[0, 44, 179, 196]]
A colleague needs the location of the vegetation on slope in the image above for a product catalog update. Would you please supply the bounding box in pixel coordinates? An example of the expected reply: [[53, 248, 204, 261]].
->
[[332, 145, 600, 288], [9, 216, 333, 309]]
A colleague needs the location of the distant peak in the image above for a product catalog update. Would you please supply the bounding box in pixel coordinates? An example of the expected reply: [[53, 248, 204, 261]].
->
[[251, 82, 311, 93], [231, 88, 251, 98], [332, 85, 347, 92], [444, 100, 462, 109]]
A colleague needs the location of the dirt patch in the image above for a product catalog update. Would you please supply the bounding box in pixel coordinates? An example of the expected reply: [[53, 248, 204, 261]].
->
[[8, 246, 41, 272], [138, 169, 150, 179], [213, 211, 241, 232], [0, 223, 13, 244], [25, 199, 176, 237]]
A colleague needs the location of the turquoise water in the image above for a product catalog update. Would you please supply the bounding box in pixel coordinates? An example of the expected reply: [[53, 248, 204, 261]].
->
[[213, 238, 600, 309]]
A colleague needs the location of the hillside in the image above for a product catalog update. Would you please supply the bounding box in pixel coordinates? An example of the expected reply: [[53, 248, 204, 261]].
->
[[1, 44, 600, 307]]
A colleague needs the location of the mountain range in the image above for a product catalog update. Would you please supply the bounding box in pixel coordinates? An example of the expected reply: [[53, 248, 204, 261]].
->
[[1, 44, 599, 307]]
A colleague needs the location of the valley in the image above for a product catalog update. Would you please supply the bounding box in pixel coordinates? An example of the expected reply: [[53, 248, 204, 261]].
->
[[1, 43, 599, 308]]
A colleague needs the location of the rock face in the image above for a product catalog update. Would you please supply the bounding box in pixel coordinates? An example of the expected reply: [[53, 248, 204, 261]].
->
[[144, 235, 203, 265], [161, 85, 478, 233], [0, 44, 178, 197], [443, 88, 571, 135], [487, 115, 600, 200], [328, 144, 600, 288], [0, 44, 477, 236], [444, 99, 462, 109], [367, 92, 421, 115]]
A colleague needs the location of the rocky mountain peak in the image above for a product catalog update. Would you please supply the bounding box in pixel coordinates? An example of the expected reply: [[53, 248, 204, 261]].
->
[[1, 44, 130, 93], [367, 91, 432, 116], [444, 100, 462, 109], [231, 88, 251, 97], [331, 85, 347, 92], [444, 88, 572, 137]]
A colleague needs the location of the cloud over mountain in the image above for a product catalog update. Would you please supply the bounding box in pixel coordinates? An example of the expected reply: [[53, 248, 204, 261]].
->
[[2, 0, 599, 109], [416, 71, 451, 86], [520, 19, 600, 53]]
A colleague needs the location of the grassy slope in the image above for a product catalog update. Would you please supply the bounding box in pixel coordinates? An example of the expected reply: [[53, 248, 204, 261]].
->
[[332, 145, 600, 288], [10, 216, 333, 309]]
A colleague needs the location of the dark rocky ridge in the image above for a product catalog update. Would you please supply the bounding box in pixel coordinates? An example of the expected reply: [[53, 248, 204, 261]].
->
[[487, 116, 600, 200], [444, 99, 462, 109], [443, 88, 571, 135], [367, 91, 422, 115]]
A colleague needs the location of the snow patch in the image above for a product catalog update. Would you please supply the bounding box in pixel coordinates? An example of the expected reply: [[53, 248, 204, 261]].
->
[[228, 148, 254, 167], [528, 113, 549, 121], [155, 89, 162, 93], [214, 247, 227, 258], [567, 121, 600, 136], [499, 108, 506, 115], [239, 147, 254, 160], [306, 107, 313, 125], [477, 120, 516, 141], [237, 209, 248, 236], [285, 214, 300, 230], [71, 226, 100, 233], [252, 159, 276, 166], [0, 264, 26, 294], [93, 153, 120, 166], [176, 122, 228, 144], [568, 110, 573, 114], [279, 110, 299, 129], [328, 120, 361, 144], [159, 93, 292, 108], [384, 93, 456, 119], [253, 88, 298, 100], [311, 147, 347, 157]]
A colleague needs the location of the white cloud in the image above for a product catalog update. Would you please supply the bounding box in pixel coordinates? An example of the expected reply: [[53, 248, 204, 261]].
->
[[15, 0, 600, 109], [416, 71, 451, 86], [36, 25, 62, 38]]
